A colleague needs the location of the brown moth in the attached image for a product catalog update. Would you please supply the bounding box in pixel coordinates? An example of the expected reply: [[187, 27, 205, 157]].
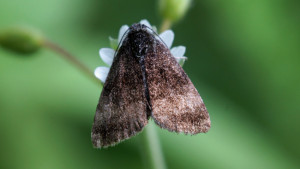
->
[[91, 23, 210, 148]]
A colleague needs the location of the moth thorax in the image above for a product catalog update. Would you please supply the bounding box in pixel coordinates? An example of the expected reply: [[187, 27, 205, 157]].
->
[[128, 30, 152, 57]]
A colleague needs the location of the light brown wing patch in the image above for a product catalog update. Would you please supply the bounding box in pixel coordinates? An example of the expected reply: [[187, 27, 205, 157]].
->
[[145, 39, 211, 134]]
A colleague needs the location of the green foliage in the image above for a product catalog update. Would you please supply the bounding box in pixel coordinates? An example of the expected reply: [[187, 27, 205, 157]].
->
[[0, 0, 300, 169]]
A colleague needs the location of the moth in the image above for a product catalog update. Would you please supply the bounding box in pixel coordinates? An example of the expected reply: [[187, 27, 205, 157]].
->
[[92, 23, 210, 148]]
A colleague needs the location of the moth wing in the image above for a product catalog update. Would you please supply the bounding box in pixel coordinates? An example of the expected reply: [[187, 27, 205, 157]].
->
[[145, 39, 211, 134], [92, 42, 148, 148]]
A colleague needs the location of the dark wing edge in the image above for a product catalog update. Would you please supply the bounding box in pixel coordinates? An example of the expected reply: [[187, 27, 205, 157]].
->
[[91, 43, 148, 148], [145, 40, 211, 134]]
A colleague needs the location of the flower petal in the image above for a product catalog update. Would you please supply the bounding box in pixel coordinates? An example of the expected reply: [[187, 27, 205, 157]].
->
[[94, 67, 110, 83], [99, 48, 115, 66], [140, 19, 151, 28], [171, 46, 186, 58], [151, 25, 158, 33], [118, 25, 129, 43], [159, 30, 174, 48]]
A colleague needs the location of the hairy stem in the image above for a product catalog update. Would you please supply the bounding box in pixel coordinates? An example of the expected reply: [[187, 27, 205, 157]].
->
[[43, 39, 102, 86]]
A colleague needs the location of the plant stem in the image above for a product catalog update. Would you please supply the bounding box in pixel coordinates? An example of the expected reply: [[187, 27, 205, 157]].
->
[[140, 122, 167, 169], [43, 39, 102, 87], [160, 19, 172, 33]]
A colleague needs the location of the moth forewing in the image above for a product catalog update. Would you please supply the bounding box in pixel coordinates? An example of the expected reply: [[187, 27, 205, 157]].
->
[[91, 25, 150, 148], [92, 23, 210, 148], [144, 33, 210, 134]]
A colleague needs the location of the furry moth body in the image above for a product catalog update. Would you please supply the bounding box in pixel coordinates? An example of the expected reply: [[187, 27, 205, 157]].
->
[[92, 23, 210, 148]]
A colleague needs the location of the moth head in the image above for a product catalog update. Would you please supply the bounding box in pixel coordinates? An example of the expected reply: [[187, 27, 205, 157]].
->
[[127, 23, 154, 57]]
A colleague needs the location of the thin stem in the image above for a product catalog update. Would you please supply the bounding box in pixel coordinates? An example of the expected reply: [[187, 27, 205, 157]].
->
[[160, 19, 172, 33], [140, 122, 167, 169], [43, 39, 102, 87]]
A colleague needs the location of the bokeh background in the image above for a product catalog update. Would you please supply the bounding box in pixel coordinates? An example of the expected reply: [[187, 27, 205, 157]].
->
[[1, 0, 300, 169]]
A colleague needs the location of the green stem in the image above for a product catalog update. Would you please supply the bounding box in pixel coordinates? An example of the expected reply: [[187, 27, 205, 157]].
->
[[140, 122, 167, 169], [43, 39, 102, 87], [160, 19, 172, 33]]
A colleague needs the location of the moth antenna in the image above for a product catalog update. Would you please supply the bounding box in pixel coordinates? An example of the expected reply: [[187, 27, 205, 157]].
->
[[114, 28, 131, 56], [143, 26, 169, 49]]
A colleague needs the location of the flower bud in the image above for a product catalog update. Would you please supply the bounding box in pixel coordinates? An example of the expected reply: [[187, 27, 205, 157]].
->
[[159, 0, 192, 23], [0, 27, 44, 54]]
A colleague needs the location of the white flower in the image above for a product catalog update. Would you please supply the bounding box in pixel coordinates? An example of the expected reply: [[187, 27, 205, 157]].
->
[[94, 19, 187, 83]]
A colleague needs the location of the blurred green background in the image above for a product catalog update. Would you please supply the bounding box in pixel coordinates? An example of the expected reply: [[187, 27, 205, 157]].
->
[[1, 0, 300, 169]]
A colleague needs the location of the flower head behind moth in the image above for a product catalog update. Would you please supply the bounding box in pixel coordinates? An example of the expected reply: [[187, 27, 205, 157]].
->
[[94, 19, 187, 83]]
